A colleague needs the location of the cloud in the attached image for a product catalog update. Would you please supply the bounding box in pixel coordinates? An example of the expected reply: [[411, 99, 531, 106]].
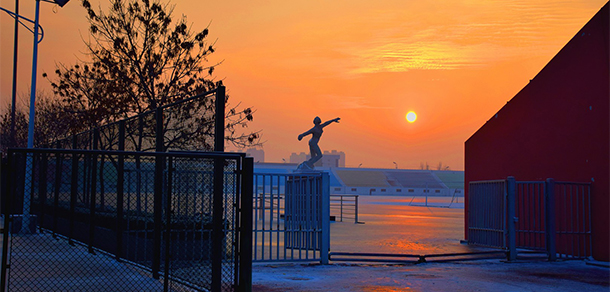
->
[[324, 95, 392, 109]]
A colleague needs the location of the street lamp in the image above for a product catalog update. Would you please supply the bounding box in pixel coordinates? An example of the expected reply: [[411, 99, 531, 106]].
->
[[1, 0, 71, 233], [393, 161, 398, 169]]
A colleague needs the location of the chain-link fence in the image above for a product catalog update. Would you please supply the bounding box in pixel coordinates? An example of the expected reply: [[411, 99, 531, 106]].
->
[[1, 148, 253, 292]]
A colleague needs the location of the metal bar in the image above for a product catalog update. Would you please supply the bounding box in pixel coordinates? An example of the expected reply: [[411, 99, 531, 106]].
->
[[116, 121, 125, 260], [276, 176, 280, 261], [575, 184, 580, 258], [211, 155, 225, 290], [1, 155, 15, 292], [321, 173, 330, 264], [239, 157, 253, 292], [261, 175, 266, 260], [586, 184, 593, 255], [545, 178, 556, 261], [506, 177, 516, 261], [355, 195, 359, 223], [163, 157, 173, 292], [69, 136, 78, 246], [38, 153, 48, 232], [88, 130, 99, 254], [214, 85, 226, 152], [570, 184, 575, 258], [253, 175, 258, 261], [269, 175, 273, 259], [152, 107, 164, 279], [52, 151, 62, 238]]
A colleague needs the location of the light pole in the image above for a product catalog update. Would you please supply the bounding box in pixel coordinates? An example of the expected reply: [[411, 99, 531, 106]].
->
[[393, 161, 398, 169], [10, 0, 19, 148], [1, 0, 71, 233]]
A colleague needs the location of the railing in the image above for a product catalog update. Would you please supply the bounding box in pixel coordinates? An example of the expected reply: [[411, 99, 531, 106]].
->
[[252, 172, 329, 263], [553, 181, 592, 259], [46, 87, 224, 153], [1, 148, 253, 292], [468, 177, 592, 261], [467, 180, 507, 249], [330, 194, 359, 223]]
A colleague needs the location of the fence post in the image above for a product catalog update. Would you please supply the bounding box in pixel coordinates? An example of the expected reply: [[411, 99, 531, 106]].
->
[[215, 85, 226, 152], [239, 157, 253, 292], [53, 150, 62, 238], [212, 85, 226, 291], [89, 129, 99, 254], [69, 136, 78, 246], [38, 153, 48, 233], [163, 157, 173, 292], [506, 176, 517, 261], [153, 107, 165, 279], [1, 155, 13, 292], [116, 120, 125, 260], [321, 173, 330, 264], [545, 178, 556, 261], [354, 195, 359, 224]]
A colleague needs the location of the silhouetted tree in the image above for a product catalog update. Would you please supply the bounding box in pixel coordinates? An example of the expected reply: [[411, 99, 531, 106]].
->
[[42, 0, 259, 150], [0, 92, 74, 154]]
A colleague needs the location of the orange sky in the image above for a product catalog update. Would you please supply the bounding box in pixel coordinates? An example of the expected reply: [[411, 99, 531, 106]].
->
[[1, 0, 606, 169]]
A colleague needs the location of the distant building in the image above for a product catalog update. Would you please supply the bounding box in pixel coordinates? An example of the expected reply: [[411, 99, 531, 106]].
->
[[246, 148, 265, 162], [289, 150, 346, 167]]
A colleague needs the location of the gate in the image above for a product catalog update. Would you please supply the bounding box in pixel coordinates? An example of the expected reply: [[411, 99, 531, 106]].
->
[[252, 173, 329, 263], [1, 148, 253, 292], [468, 177, 592, 260]]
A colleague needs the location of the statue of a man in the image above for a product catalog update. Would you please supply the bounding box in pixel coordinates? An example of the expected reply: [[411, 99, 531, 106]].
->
[[297, 116, 340, 169]]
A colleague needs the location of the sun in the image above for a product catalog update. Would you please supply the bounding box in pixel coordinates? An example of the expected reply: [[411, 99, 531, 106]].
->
[[406, 111, 417, 123]]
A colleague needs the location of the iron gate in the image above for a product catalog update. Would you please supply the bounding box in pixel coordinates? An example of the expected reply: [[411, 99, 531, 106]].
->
[[252, 173, 329, 263]]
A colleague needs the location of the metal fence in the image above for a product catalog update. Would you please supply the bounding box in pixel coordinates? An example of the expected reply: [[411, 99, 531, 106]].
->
[[329, 195, 359, 223], [1, 148, 253, 292], [46, 87, 224, 153], [468, 177, 592, 261], [467, 180, 507, 249], [252, 173, 329, 263]]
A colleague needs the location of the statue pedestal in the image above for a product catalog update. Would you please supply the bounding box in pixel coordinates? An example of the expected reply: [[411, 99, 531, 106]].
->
[[296, 161, 317, 172]]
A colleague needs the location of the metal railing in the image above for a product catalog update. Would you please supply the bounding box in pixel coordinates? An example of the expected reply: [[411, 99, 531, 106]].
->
[[468, 177, 592, 261], [467, 180, 507, 250], [330, 194, 359, 223], [553, 181, 592, 259], [252, 173, 329, 263], [46, 87, 224, 153], [1, 148, 253, 292]]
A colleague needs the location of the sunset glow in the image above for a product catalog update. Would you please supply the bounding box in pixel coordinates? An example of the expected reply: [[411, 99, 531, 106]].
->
[[1, 0, 606, 169]]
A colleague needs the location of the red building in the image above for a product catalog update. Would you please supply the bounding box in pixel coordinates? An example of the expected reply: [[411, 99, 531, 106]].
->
[[465, 2, 609, 261]]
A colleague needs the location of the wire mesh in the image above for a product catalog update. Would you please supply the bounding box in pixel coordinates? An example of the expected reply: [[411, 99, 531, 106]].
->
[[2, 149, 246, 292]]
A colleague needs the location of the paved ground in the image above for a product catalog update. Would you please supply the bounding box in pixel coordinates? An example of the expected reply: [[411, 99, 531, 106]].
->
[[2, 196, 608, 291], [252, 196, 609, 291], [252, 259, 609, 291]]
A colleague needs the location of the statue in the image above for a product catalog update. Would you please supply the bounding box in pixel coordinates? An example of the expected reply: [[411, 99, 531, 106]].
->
[[297, 116, 340, 170]]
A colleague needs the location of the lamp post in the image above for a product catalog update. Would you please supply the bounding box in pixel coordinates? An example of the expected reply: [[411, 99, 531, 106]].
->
[[10, 0, 19, 149], [10, 0, 70, 233], [393, 161, 398, 169]]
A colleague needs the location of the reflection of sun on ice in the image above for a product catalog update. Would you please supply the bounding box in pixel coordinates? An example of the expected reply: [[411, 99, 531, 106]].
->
[[406, 111, 417, 123]]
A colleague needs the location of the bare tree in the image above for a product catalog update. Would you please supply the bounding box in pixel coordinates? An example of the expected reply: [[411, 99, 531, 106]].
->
[[42, 0, 260, 150]]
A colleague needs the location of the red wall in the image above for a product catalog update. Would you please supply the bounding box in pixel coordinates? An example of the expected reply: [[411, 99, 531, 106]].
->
[[465, 2, 609, 261]]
